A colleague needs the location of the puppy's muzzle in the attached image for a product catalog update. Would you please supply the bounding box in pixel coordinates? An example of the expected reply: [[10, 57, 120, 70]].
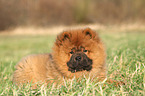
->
[[67, 53, 92, 73]]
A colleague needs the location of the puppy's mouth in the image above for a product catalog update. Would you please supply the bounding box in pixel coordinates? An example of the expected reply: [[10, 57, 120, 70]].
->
[[67, 53, 92, 73], [68, 65, 92, 73]]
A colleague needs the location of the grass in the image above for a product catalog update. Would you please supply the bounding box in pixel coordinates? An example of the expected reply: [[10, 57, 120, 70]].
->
[[0, 31, 144, 95]]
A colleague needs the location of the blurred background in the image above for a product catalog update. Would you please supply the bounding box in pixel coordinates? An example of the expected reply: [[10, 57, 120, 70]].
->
[[0, 0, 145, 33]]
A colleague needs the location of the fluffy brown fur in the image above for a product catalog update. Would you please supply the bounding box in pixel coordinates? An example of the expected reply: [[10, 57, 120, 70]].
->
[[13, 28, 123, 87]]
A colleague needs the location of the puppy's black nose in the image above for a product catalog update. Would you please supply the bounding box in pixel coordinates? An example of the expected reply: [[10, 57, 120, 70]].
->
[[75, 56, 81, 61]]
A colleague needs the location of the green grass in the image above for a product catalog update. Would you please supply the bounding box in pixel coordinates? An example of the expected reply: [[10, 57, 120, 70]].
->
[[0, 32, 144, 95]]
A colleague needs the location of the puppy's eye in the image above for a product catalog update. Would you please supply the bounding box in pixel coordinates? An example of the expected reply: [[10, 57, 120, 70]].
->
[[83, 50, 88, 52], [70, 51, 74, 54]]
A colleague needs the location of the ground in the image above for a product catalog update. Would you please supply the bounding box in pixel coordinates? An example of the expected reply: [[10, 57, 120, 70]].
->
[[0, 25, 144, 95]]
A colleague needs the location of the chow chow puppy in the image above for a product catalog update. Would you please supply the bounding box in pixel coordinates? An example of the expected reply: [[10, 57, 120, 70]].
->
[[13, 28, 123, 87]]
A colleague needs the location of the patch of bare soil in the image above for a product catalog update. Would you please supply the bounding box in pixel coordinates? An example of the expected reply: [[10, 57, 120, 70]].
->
[[0, 23, 145, 35]]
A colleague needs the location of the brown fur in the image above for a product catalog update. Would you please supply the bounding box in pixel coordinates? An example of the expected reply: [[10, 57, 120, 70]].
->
[[13, 28, 122, 87]]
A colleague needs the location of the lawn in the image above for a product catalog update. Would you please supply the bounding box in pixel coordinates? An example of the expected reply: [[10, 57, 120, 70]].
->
[[0, 31, 144, 95]]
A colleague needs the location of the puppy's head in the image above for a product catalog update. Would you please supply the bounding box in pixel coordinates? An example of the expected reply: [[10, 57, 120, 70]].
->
[[52, 28, 105, 74]]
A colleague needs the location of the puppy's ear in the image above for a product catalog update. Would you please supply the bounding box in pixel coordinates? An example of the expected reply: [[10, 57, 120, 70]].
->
[[83, 28, 96, 38], [55, 31, 71, 46], [83, 28, 100, 42]]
